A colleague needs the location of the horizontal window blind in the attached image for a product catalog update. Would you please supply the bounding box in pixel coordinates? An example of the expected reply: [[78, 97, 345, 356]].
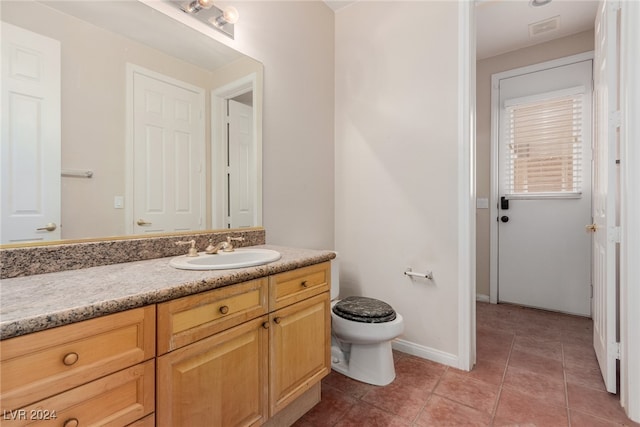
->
[[504, 91, 584, 197]]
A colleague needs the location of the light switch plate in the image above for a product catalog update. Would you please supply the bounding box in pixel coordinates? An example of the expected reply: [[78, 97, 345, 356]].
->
[[114, 196, 124, 209]]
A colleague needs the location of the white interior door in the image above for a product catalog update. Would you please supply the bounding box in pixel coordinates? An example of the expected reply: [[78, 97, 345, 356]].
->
[[131, 67, 205, 234], [497, 60, 593, 316], [1, 22, 61, 243], [227, 99, 255, 228], [592, 0, 618, 394]]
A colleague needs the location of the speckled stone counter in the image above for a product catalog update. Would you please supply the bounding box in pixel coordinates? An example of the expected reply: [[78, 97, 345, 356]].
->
[[0, 245, 335, 340], [0, 228, 266, 278]]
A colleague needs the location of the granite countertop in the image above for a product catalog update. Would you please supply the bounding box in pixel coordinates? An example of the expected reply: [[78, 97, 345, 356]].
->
[[0, 245, 335, 340]]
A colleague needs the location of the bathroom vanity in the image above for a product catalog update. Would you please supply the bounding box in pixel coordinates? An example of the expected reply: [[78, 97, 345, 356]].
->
[[0, 240, 334, 427]]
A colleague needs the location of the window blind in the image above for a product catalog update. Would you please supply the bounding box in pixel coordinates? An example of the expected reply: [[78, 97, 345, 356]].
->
[[504, 91, 584, 197]]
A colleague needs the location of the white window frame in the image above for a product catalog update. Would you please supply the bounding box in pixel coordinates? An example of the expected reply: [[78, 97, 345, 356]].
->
[[501, 86, 586, 200]]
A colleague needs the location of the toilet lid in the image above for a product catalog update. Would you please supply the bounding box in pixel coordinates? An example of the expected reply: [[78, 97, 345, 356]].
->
[[332, 296, 397, 323]]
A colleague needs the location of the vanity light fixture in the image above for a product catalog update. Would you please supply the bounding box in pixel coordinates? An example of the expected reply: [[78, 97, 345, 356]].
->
[[178, 0, 239, 39], [181, 0, 215, 14], [207, 5, 239, 38], [209, 5, 239, 27]]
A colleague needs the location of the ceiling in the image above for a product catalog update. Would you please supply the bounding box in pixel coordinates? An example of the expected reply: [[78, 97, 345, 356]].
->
[[45, 1, 244, 70], [325, 0, 598, 60], [475, 0, 598, 59]]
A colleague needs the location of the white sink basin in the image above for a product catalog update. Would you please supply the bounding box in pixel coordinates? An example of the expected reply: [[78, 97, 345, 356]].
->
[[169, 248, 281, 270]]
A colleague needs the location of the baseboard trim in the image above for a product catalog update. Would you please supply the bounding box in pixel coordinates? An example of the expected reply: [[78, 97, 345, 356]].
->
[[392, 338, 459, 368], [476, 293, 490, 303]]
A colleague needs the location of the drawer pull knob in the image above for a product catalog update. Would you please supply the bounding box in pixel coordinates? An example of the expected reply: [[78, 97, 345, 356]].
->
[[63, 418, 79, 427], [262, 321, 270, 329], [274, 317, 282, 324], [301, 280, 308, 288], [62, 352, 79, 366], [219, 305, 229, 315]]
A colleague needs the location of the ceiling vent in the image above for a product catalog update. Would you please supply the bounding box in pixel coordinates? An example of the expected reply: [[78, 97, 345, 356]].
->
[[529, 15, 560, 38]]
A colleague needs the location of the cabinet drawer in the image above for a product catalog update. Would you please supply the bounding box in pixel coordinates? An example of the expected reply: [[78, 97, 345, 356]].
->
[[0, 306, 155, 411], [2, 360, 155, 427], [269, 262, 330, 311], [157, 278, 268, 354]]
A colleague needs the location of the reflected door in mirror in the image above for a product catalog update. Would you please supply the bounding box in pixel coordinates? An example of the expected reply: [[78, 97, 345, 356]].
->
[[228, 99, 256, 228], [1, 23, 61, 244], [130, 66, 205, 234]]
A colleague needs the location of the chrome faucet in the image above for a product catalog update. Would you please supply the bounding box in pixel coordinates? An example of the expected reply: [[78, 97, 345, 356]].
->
[[205, 236, 245, 254]]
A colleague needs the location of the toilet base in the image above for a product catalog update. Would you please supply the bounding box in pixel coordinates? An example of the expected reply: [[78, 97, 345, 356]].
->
[[330, 339, 396, 386]]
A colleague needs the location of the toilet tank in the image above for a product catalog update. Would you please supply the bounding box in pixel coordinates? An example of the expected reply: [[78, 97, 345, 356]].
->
[[330, 255, 339, 300]]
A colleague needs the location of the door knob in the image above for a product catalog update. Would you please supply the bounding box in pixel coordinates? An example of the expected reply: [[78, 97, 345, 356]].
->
[[137, 219, 152, 226], [500, 216, 509, 223], [36, 222, 57, 232]]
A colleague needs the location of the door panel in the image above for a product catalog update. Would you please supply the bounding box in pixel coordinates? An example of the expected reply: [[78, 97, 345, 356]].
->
[[156, 316, 268, 426], [498, 60, 593, 316], [592, 0, 618, 394], [131, 69, 204, 234], [227, 99, 255, 228], [1, 23, 61, 243]]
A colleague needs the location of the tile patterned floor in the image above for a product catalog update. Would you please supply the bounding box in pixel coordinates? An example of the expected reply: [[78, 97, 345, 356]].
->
[[293, 302, 640, 426]]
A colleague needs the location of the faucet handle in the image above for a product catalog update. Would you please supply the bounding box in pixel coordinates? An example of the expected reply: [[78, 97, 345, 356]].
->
[[220, 236, 244, 252], [175, 239, 199, 257]]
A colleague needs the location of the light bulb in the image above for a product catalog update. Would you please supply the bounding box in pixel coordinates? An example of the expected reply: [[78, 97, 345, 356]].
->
[[222, 6, 239, 24], [197, 0, 215, 9]]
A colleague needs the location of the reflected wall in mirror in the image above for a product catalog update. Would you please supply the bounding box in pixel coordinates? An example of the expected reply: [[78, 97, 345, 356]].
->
[[0, 0, 263, 245]]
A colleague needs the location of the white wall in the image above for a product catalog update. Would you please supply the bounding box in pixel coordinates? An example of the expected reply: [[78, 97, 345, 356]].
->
[[228, 1, 336, 250], [335, 1, 463, 364]]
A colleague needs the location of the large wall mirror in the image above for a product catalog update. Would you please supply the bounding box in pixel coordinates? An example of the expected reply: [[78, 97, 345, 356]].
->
[[1, 0, 263, 245]]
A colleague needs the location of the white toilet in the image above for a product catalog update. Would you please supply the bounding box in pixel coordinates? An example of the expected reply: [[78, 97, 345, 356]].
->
[[330, 258, 405, 386]]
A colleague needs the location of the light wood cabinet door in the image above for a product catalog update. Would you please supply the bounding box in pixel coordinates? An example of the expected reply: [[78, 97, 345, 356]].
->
[[0, 306, 155, 411], [269, 262, 330, 311], [157, 316, 269, 427], [269, 292, 330, 416]]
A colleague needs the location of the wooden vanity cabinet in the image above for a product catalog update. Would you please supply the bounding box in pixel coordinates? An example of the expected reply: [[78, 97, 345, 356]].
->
[[0, 306, 156, 426], [157, 262, 331, 426], [0, 261, 331, 427], [269, 292, 331, 417], [268, 262, 331, 417], [157, 316, 270, 427]]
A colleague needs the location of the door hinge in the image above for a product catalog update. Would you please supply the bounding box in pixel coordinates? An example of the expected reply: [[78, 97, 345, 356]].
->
[[612, 342, 621, 360], [610, 110, 622, 128], [609, 0, 621, 12], [609, 226, 621, 243]]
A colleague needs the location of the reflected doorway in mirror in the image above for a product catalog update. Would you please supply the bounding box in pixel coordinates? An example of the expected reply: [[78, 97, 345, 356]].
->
[[1, 23, 61, 244], [126, 64, 206, 235]]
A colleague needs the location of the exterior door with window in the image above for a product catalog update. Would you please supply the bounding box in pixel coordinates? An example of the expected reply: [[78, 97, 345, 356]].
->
[[498, 59, 593, 316]]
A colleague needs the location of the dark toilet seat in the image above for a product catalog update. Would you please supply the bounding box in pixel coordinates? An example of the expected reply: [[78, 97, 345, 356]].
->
[[332, 296, 397, 323]]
